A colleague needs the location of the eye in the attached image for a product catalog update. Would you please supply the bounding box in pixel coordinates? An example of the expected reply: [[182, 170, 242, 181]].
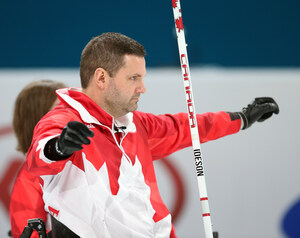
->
[[130, 76, 137, 80]]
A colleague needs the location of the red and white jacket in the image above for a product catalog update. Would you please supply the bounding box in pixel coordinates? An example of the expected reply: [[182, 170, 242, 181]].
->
[[18, 88, 241, 237]]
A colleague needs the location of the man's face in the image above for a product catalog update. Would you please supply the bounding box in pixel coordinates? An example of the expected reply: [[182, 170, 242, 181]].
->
[[103, 54, 146, 118]]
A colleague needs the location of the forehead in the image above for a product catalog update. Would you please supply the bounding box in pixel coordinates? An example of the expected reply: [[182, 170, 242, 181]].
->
[[120, 55, 146, 76]]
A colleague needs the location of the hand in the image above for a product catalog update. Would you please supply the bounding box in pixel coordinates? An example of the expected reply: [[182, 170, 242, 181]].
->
[[239, 97, 279, 130], [55, 121, 94, 156]]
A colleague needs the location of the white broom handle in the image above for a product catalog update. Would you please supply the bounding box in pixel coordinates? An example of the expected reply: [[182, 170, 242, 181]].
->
[[171, 1, 214, 237]]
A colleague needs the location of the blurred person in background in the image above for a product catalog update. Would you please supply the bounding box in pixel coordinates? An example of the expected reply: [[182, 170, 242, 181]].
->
[[10, 79, 66, 238]]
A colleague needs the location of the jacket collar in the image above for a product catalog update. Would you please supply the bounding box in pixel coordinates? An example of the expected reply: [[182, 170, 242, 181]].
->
[[56, 88, 135, 133]]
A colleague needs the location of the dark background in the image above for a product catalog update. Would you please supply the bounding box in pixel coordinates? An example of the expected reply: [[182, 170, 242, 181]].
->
[[0, 0, 299, 68]]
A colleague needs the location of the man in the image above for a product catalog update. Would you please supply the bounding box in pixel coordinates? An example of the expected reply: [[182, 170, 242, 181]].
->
[[25, 32, 279, 237]]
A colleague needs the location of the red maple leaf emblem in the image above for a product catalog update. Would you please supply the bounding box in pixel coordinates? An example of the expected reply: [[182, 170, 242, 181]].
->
[[172, 0, 178, 8], [175, 17, 184, 32]]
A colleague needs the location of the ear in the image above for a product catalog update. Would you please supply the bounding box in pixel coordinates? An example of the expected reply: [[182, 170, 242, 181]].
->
[[94, 68, 109, 89]]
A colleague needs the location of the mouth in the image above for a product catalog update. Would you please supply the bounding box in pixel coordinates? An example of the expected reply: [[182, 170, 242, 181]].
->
[[132, 95, 140, 101]]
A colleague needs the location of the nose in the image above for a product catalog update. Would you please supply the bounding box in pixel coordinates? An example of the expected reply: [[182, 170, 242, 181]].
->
[[137, 80, 146, 94]]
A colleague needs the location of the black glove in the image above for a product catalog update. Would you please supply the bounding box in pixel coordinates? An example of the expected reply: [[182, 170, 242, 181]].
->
[[239, 97, 279, 130], [55, 121, 94, 156], [44, 121, 94, 160]]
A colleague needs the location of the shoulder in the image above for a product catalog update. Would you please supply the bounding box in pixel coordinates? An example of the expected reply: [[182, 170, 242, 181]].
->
[[33, 105, 82, 139], [133, 111, 156, 121], [40, 105, 80, 126]]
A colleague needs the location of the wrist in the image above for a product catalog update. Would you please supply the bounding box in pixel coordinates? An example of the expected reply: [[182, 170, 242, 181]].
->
[[55, 140, 66, 156], [44, 138, 71, 161], [238, 112, 248, 130]]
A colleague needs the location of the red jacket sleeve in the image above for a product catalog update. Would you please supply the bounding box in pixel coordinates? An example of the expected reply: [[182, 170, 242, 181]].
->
[[26, 108, 80, 177], [135, 111, 241, 160], [9, 163, 48, 238]]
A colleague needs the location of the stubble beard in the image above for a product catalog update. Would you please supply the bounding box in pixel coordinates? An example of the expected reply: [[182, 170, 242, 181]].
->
[[104, 92, 139, 118], [105, 78, 140, 117]]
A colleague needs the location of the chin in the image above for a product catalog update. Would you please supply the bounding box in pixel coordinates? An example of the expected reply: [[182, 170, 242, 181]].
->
[[129, 105, 138, 113]]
